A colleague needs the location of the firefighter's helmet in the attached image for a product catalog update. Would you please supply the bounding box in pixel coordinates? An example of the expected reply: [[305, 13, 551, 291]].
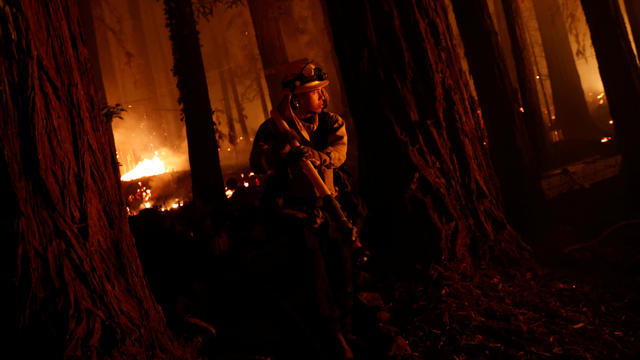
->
[[282, 59, 329, 94]]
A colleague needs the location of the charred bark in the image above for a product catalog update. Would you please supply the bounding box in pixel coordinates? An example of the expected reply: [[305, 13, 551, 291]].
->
[[450, 0, 544, 232], [0, 0, 191, 358], [163, 0, 226, 209], [532, 0, 599, 141], [325, 0, 530, 269], [581, 0, 640, 204]]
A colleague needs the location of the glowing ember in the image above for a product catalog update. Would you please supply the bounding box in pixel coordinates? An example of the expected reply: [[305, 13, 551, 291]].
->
[[121, 154, 166, 181], [519, 106, 524, 113], [601, 137, 612, 143], [609, 120, 614, 125], [225, 188, 235, 198]]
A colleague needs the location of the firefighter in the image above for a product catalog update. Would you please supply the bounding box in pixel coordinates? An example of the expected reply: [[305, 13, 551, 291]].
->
[[250, 59, 354, 360]]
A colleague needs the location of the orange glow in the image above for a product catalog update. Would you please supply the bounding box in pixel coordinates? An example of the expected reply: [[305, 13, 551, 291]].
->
[[601, 137, 612, 143]]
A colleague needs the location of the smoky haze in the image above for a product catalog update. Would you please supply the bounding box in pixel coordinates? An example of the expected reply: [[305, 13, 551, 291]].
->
[[92, 0, 271, 177]]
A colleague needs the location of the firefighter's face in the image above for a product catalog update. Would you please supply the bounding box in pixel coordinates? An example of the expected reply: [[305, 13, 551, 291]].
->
[[298, 88, 326, 115]]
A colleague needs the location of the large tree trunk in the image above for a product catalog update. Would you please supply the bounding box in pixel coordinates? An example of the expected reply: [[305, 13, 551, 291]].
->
[[581, 0, 640, 204], [450, 0, 544, 232], [624, 0, 640, 59], [163, 0, 226, 209], [0, 0, 191, 358], [325, 0, 530, 269], [533, 0, 599, 140], [247, 0, 288, 109]]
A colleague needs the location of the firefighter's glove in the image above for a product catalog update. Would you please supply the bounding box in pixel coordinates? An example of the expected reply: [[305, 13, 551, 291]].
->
[[291, 145, 330, 167]]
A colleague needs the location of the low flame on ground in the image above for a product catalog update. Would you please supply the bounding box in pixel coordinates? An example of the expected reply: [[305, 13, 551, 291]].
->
[[121, 153, 166, 181], [601, 137, 612, 143]]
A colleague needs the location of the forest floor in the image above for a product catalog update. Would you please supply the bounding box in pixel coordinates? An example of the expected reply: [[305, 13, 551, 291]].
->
[[129, 151, 639, 359]]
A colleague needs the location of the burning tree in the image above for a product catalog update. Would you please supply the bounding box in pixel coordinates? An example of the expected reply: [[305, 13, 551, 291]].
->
[[325, 0, 531, 269], [0, 0, 192, 358]]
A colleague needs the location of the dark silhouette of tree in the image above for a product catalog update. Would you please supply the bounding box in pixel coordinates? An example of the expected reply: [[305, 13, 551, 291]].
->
[[1, 0, 191, 357], [325, 0, 531, 268], [163, 0, 226, 209], [247, 0, 288, 108], [581, 0, 640, 204], [624, 0, 640, 60], [450, 0, 544, 232], [533, 0, 599, 141]]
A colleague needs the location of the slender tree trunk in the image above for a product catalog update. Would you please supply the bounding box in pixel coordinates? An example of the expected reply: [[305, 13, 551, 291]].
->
[[247, 0, 289, 108], [219, 67, 237, 145], [581, 0, 640, 204], [256, 70, 270, 120], [220, 37, 249, 140], [228, 68, 249, 140], [0, 0, 191, 358], [624, 0, 640, 60], [163, 0, 226, 209], [450, 0, 544, 231], [533, 0, 599, 140], [325, 0, 530, 269], [501, 0, 549, 159]]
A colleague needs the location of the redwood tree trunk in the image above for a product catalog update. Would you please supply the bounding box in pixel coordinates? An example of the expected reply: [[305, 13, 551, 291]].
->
[[164, 0, 226, 209], [325, 0, 530, 268], [501, 0, 549, 158], [450, 0, 544, 231], [532, 0, 599, 141], [0, 0, 190, 358], [581, 0, 640, 204], [624, 0, 640, 59]]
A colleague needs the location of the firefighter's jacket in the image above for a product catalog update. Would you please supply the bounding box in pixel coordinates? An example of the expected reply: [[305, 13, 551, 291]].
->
[[250, 99, 347, 201]]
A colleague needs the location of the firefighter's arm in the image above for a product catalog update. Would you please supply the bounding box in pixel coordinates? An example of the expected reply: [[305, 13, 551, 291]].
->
[[322, 114, 347, 168]]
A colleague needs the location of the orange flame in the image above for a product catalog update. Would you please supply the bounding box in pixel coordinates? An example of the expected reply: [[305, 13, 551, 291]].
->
[[121, 153, 166, 181]]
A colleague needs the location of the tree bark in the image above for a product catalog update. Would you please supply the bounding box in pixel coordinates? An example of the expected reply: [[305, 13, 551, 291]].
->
[[581, 0, 640, 204], [533, 0, 599, 140], [325, 0, 530, 269], [163, 0, 226, 209], [0, 0, 191, 358], [450, 0, 544, 232], [501, 0, 549, 159], [624, 0, 640, 60]]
